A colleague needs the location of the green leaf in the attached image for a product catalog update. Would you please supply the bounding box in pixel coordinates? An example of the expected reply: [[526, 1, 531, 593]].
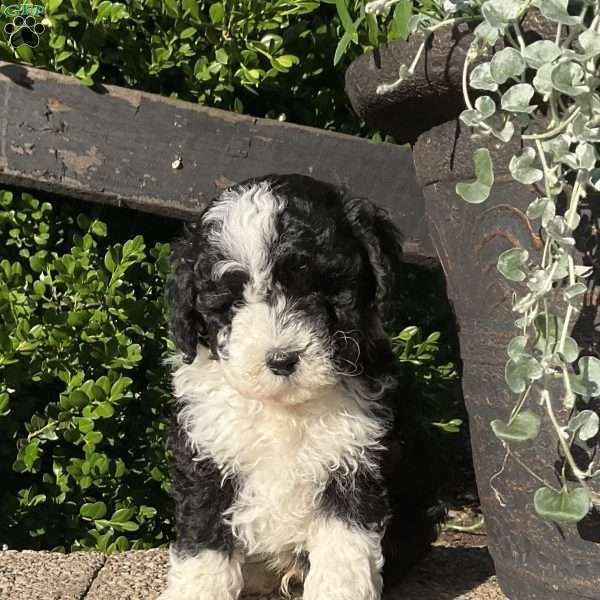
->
[[564, 283, 587, 306], [579, 30, 600, 57], [490, 48, 525, 84], [523, 40, 561, 69], [497, 247, 529, 282], [138, 505, 158, 519], [505, 356, 543, 393], [334, 29, 353, 66], [474, 21, 499, 46], [29, 251, 47, 273], [335, 0, 355, 34], [215, 48, 228, 65], [111, 508, 135, 522], [104, 248, 118, 273], [509, 147, 543, 185], [163, 0, 179, 17], [391, 0, 412, 41], [527, 197, 552, 220], [532, 0, 581, 26], [533, 63, 554, 95], [182, 0, 199, 18], [491, 410, 541, 443], [94, 402, 114, 418], [482, 0, 521, 27], [501, 84, 536, 113], [568, 410, 599, 442], [507, 336, 528, 360], [432, 419, 462, 433], [469, 63, 498, 92], [534, 487, 591, 523], [551, 62, 589, 97], [560, 337, 580, 363], [456, 148, 494, 204], [113, 521, 139, 532], [80, 501, 107, 520], [209, 2, 224, 23], [110, 376, 132, 400], [573, 356, 600, 400], [180, 27, 196, 40]]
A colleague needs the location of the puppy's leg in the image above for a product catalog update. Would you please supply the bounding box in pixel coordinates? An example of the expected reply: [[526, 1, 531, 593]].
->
[[160, 425, 242, 600], [303, 518, 384, 600], [160, 548, 243, 600]]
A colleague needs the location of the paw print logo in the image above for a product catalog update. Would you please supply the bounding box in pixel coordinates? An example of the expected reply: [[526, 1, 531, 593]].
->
[[4, 15, 45, 48]]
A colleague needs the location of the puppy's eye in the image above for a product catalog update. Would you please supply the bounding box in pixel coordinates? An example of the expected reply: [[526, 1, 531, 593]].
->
[[274, 254, 313, 293]]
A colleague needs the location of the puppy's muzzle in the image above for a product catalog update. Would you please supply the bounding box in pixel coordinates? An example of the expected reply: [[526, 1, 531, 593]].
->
[[266, 350, 300, 376]]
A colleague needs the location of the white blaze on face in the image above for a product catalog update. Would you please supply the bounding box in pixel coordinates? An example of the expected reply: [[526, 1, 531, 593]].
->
[[203, 182, 284, 301], [201, 183, 337, 404]]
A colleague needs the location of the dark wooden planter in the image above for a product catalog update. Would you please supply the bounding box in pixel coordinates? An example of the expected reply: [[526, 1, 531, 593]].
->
[[346, 27, 600, 600]]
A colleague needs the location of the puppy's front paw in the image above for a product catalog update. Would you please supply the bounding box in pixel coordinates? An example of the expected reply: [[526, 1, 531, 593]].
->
[[161, 549, 243, 600], [302, 567, 381, 600], [303, 520, 383, 600]]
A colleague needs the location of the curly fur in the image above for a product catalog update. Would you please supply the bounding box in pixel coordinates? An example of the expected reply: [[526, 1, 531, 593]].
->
[[160, 174, 440, 600]]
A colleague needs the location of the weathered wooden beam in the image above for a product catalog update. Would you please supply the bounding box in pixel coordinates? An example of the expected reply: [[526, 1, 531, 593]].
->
[[0, 62, 434, 261]]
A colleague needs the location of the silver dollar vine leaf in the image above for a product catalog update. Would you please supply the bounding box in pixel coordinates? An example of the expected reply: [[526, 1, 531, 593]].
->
[[371, 0, 600, 523]]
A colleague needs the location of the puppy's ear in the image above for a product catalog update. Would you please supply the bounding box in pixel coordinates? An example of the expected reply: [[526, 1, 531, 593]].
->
[[167, 223, 208, 363], [344, 198, 403, 323]]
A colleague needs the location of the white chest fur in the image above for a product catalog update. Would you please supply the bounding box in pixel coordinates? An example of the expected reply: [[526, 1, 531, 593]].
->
[[172, 350, 384, 558]]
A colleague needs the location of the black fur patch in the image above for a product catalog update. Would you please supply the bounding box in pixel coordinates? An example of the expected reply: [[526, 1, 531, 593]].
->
[[168, 422, 236, 557]]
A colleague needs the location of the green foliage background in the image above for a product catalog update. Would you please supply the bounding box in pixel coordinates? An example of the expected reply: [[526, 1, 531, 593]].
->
[[0, 191, 177, 552], [1, 0, 359, 132], [0, 1, 464, 553], [0, 0, 427, 134]]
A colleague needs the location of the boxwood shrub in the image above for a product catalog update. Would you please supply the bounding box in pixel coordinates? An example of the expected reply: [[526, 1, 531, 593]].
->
[[0, 190, 175, 552], [0, 0, 366, 134]]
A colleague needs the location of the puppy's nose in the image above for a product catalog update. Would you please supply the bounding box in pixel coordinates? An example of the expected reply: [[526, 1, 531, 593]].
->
[[266, 350, 299, 376]]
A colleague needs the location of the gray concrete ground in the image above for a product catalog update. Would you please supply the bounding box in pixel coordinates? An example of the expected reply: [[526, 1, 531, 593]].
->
[[0, 535, 505, 599]]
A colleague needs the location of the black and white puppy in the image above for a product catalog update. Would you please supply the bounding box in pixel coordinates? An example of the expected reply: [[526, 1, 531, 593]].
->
[[160, 174, 438, 600]]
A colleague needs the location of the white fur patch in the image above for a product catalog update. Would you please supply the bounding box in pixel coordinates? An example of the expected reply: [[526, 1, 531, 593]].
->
[[221, 296, 336, 405], [160, 548, 243, 600], [203, 182, 284, 300], [303, 518, 384, 600], [173, 349, 385, 566]]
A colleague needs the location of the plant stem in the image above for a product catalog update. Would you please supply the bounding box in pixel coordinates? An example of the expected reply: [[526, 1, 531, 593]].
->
[[543, 390, 592, 486], [446, 516, 486, 533], [509, 383, 532, 423], [534, 138, 554, 202], [513, 19, 526, 53], [558, 255, 576, 354], [27, 421, 55, 441], [508, 445, 560, 492], [462, 50, 474, 110], [523, 106, 581, 141]]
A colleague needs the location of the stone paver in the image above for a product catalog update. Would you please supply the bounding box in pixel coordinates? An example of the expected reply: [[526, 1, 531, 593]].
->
[[0, 550, 105, 600], [85, 550, 281, 600], [0, 542, 506, 600], [384, 544, 505, 600]]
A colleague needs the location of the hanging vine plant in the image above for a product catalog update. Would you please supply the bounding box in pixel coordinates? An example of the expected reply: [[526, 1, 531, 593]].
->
[[364, 0, 600, 525]]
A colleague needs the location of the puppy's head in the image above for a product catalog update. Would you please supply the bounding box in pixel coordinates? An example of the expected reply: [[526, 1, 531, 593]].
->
[[168, 174, 403, 405]]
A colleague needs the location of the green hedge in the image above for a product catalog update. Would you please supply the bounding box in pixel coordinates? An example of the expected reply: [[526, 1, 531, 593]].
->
[[1, 0, 365, 134], [0, 190, 460, 552], [0, 191, 174, 552]]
